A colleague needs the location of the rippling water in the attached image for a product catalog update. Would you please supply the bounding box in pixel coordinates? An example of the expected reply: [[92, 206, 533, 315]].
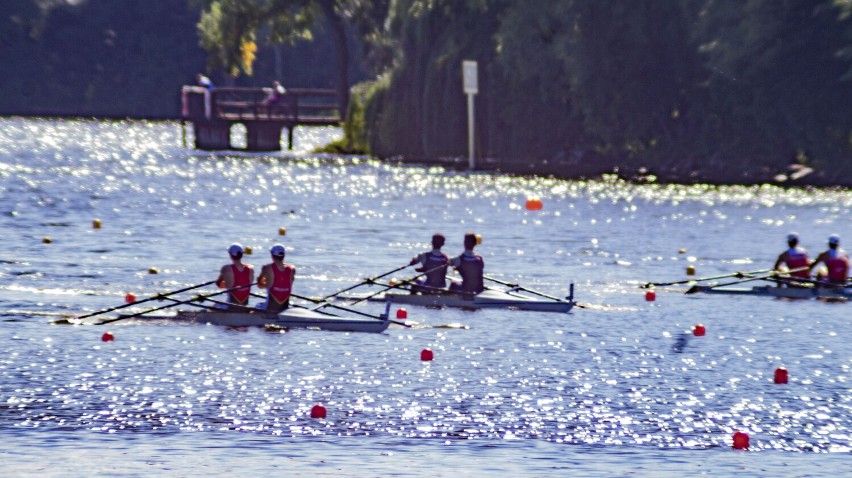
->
[[0, 118, 849, 476]]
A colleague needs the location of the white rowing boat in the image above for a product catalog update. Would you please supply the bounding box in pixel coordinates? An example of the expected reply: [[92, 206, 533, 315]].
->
[[688, 285, 852, 300], [130, 304, 393, 333], [384, 285, 575, 312]]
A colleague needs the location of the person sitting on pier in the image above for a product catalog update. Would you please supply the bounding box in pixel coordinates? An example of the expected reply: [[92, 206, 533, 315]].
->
[[261, 81, 286, 109], [196, 73, 214, 90], [773, 232, 810, 281], [409, 233, 449, 293], [809, 234, 849, 286], [216, 243, 255, 310], [449, 232, 485, 294], [256, 244, 296, 313]]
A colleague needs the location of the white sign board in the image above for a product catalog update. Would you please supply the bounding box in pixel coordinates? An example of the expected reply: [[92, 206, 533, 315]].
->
[[463, 60, 478, 95]]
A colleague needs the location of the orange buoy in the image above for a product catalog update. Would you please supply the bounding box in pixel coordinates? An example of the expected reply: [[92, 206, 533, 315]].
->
[[244, 246, 253, 255], [645, 290, 656, 302], [732, 431, 750, 449], [278, 227, 286, 236], [475, 234, 482, 245], [92, 218, 102, 229], [421, 348, 434, 361], [525, 197, 543, 210], [124, 293, 136, 303], [101, 332, 115, 342], [686, 265, 695, 276], [310, 404, 327, 419], [148, 267, 158, 274], [774, 367, 789, 384], [693, 324, 706, 336], [396, 308, 408, 319], [678, 248, 686, 254], [42, 237, 53, 244]]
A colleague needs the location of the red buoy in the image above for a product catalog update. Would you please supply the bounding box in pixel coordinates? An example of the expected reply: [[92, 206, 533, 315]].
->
[[310, 404, 327, 419], [693, 324, 706, 336], [421, 348, 434, 361], [101, 332, 115, 342], [732, 431, 750, 449], [396, 308, 408, 319], [774, 367, 789, 384], [125, 293, 137, 303], [525, 198, 543, 211], [645, 290, 656, 302]]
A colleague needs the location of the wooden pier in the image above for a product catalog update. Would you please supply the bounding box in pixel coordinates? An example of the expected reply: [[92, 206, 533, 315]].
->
[[181, 86, 341, 151]]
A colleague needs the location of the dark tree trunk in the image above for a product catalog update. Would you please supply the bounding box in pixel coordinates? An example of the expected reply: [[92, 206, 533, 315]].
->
[[317, 0, 349, 118]]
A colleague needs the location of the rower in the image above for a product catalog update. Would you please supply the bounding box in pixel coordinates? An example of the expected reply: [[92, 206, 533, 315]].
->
[[773, 232, 810, 280], [809, 234, 850, 286], [449, 232, 485, 294], [215, 243, 255, 310], [409, 233, 449, 293], [256, 243, 296, 312]]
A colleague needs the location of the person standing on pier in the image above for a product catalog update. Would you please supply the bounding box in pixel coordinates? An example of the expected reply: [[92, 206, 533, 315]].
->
[[196, 73, 214, 90], [256, 244, 296, 312], [216, 243, 255, 309], [809, 234, 849, 286], [449, 232, 485, 294]]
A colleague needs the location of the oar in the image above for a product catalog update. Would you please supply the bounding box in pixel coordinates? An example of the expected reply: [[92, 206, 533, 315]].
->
[[641, 268, 773, 289], [346, 263, 450, 306], [72, 280, 217, 321], [93, 282, 256, 325], [483, 275, 574, 303], [290, 292, 409, 327], [765, 275, 848, 289], [684, 266, 812, 294], [320, 263, 411, 301]]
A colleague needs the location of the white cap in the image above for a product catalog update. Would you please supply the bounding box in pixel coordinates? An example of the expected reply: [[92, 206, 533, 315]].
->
[[228, 243, 244, 256], [787, 232, 799, 242], [828, 234, 840, 245], [270, 244, 286, 257]]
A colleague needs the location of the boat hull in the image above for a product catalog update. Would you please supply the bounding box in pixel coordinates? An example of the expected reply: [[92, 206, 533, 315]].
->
[[172, 307, 391, 333], [690, 285, 851, 300], [385, 288, 574, 312]]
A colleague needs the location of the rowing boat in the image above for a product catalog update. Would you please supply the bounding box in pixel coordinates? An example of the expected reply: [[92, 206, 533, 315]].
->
[[125, 304, 392, 333], [688, 285, 852, 300], [384, 286, 575, 312]]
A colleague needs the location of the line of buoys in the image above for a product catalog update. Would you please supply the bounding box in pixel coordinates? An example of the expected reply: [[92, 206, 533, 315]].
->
[[732, 431, 750, 449], [101, 332, 115, 342], [645, 290, 656, 302], [693, 324, 706, 336], [421, 348, 434, 361], [774, 367, 789, 384], [525, 198, 543, 210], [310, 404, 327, 419], [396, 308, 407, 320]]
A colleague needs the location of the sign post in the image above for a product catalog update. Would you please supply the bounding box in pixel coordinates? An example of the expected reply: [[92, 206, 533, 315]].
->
[[462, 60, 478, 169]]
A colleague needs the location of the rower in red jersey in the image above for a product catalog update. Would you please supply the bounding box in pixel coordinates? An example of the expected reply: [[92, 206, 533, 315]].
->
[[257, 243, 296, 312], [449, 232, 485, 294], [215, 243, 255, 310], [809, 234, 850, 286], [773, 232, 810, 279]]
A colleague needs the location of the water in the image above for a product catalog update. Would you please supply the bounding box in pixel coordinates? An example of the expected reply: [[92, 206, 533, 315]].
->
[[0, 118, 849, 476]]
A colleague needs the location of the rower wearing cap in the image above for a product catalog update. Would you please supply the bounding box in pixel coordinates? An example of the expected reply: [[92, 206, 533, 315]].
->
[[809, 234, 849, 286], [216, 243, 255, 309], [449, 232, 485, 294], [773, 232, 810, 279], [409, 233, 449, 293], [257, 243, 296, 312]]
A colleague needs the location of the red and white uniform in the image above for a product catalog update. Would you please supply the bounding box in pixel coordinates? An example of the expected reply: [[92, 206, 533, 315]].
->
[[825, 249, 849, 283], [783, 247, 810, 278], [268, 263, 296, 306], [228, 264, 252, 305]]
